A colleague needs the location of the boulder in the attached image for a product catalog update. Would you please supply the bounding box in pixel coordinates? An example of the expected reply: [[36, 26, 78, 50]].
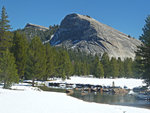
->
[[112, 88, 129, 94]]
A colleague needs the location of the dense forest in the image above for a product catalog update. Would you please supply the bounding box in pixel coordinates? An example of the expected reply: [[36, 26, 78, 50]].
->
[[0, 6, 149, 88]]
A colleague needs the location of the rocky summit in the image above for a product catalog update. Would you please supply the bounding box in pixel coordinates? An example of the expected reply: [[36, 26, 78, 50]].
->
[[50, 13, 141, 60], [25, 23, 49, 31]]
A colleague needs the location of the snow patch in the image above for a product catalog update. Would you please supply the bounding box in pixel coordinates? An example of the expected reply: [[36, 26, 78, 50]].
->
[[47, 76, 146, 89]]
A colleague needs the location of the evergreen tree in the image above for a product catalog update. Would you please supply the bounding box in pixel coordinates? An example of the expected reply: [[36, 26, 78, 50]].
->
[[133, 56, 143, 78], [12, 31, 28, 79], [0, 6, 12, 55], [81, 62, 89, 75], [74, 62, 82, 76], [136, 15, 150, 85], [44, 43, 55, 80], [101, 53, 110, 78], [54, 50, 62, 78], [55, 50, 66, 79], [56, 50, 73, 79], [124, 58, 133, 78], [93, 55, 104, 78], [0, 49, 19, 88], [26, 36, 46, 86], [110, 57, 119, 78], [117, 57, 125, 77], [63, 50, 73, 78], [0, 6, 11, 33]]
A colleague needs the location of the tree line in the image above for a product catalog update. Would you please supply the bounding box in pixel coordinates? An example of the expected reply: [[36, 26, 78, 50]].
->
[[68, 50, 139, 78]]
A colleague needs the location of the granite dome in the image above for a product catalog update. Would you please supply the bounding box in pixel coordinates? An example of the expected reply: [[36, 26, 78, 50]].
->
[[50, 13, 141, 60]]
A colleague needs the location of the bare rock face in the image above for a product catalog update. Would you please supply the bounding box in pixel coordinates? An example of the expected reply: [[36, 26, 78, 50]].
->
[[50, 13, 141, 60], [25, 23, 49, 31]]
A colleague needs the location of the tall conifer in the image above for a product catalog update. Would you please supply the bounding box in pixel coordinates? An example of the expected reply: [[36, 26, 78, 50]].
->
[[0, 49, 19, 88], [12, 31, 28, 79], [0, 6, 12, 55], [101, 53, 110, 78], [110, 57, 119, 78], [44, 43, 55, 80], [0, 6, 11, 33], [93, 55, 104, 78], [136, 15, 150, 85], [26, 36, 46, 86]]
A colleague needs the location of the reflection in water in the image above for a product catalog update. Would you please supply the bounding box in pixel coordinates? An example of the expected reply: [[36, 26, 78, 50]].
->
[[70, 90, 150, 108]]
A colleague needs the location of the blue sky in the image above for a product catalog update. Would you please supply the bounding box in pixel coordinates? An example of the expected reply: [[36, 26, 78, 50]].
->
[[0, 0, 150, 39]]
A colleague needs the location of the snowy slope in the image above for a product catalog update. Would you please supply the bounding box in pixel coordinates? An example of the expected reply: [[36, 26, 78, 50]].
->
[[46, 76, 146, 89], [0, 84, 150, 113]]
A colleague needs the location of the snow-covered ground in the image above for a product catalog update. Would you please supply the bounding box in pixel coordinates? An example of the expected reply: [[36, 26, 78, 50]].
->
[[0, 77, 149, 113], [46, 76, 146, 89], [0, 84, 150, 113]]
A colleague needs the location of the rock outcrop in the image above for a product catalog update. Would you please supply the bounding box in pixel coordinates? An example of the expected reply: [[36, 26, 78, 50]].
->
[[50, 13, 142, 60], [25, 23, 49, 31], [112, 88, 129, 95]]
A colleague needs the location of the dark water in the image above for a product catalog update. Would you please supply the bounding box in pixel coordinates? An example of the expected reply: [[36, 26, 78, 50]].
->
[[69, 90, 150, 109]]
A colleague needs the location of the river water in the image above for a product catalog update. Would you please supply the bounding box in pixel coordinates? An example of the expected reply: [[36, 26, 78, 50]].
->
[[69, 90, 150, 109]]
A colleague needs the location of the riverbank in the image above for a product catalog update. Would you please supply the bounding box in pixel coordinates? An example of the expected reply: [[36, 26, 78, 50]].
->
[[0, 83, 150, 113], [45, 76, 146, 89]]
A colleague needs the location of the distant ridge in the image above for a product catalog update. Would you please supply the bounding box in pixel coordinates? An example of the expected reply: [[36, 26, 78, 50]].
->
[[25, 23, 49, 31]]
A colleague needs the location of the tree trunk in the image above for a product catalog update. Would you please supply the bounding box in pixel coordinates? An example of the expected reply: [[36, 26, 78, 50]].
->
[[3, 80, 6, 88], [3, 79, 8, 89], [32, 78, 35, 87]]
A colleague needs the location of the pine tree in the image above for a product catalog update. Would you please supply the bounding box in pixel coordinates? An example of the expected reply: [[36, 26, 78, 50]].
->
[[0, 6, 17, 88], [55, 50, 65, 78], [133, 56, 143, 78], [12, 31, 28, 79], [44, 43, 55, 80], [0, 6, 11, 33], [0, 6, 12, 55], [56, 50, 73, 79], [74, 61, 82, 76], [124, 58, 133, 78], [0, 49, 19, 88], [63, 50, 73, 78], [117, 57, 125, 77], [101, 53, 110, 78], [136, 15, 150, 85], [110, 57, 119, 78], [93, 55, 104, 78], [81, 62, 89, 75], [26, 36, 46, 86]]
